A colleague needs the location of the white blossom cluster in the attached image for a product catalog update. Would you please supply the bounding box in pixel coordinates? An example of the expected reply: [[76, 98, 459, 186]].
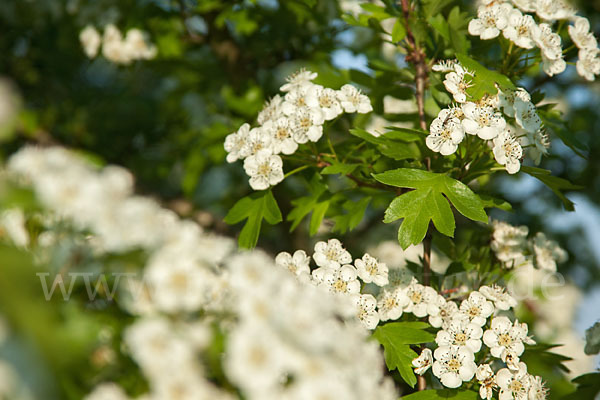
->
[[428, 61, 549, 173], [469, 0, 600, 80], [224, 69, 372, 190], [411, 285, 549, 399], [491, 220, 567, 272], [79, 24, 157, 65], [5, 146, 395, 400]]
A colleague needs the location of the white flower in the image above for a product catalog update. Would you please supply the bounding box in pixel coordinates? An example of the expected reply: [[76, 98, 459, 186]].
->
[[483, 316, 528, 359], [224, 123, 250, 163], [243, 149, 284, 190], [496, 363, 531, 400], [412, 348, 433, 375], [123, 28, 157, 60], [257, 95, 283, 125], [313, 239, 352, 269], [84, 383, 129, 400], [513, 99, 541, 133], [468, 4, 511, 40], [404, 278, 440, 318], [0, 208, 29, 247], [498, 87, 531, 118], [436, 318, 483, 353], [263, 117, 298, 155], [355, 253, 389, 286], [306, 85, 343, 120], [493, 129, 523, 174], [443, 65, 474, 103], [240, 126, 273, 158], [568, 17, 597, 50], [275, 250, 311, 277], [337, 84, 373, 113], [528, 375, 549, 400], [503, 10, 536, 49], [377, 287, 410, 321], [289, 106, 324, 143], [541, 54, 566, 77], [352, 293, 380, 329], [429, 299, 458, 328], [321, 264, 361, 295], [282, 85, 311, 115], [280, 69, 318, 92], [532, 23, 562, 61], [462, 102, 506, 140], [426, 108, 465, 155], [476, 364, 497, 400], [479, 285, 517, 310], [80, 25, 102, 58], [535, 0, 575, 21], [523, 129, 550, 165], [432, 59, 458, 72], [532, 232, 567, 272], [432, 346, 477, 388], [511, 0, 535, 13], [576, 48, 600, 81], [459, 291, 494, 326]]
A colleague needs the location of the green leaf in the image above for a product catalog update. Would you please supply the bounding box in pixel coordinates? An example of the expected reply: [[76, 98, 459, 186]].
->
[[521, 166, 582, 212], [286, 174, 329, 232], [456, 53, 515, 100], [584, 322, 600, 355], [372, 322, 435, 387], [332, 197, 371, 234], [391, 20, 406, 42], [224, 190, 282, 248], [428, 14, 450, 42], [378, 142, 421, 160], [383, 127, 428, 142], [401, 389, 479, 399], [373, 169, 488, 248], [309, 200, 330, 236], [349, 128, 386, 145], [563, 373, 600, 400], [478, 194, 513, 212]]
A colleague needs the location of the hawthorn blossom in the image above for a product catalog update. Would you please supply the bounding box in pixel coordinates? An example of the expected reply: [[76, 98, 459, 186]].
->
[[503, 10, 536, 49], [432, 59, 457, 73], [483, 316, 528, 359], [84, 383, 130, 400], [435, 318, 484, 353], [355, 253, 389, 286], [498, 87, 531, 118], [290, 106, 325, 143], [511, 0, 535, 13], [224, 123, 250, 163], [479, 285, 517, 311], [275, 250, 311, 277], [432, 346, 477, 388], [243, 149, 284, 190], [405, 278, 440, 318], [576, 48, 600, 81], [462, 102, 506, 140], [496, 363, 531, 400], [377, 287, 409, 321], [493, 129, 523, 174], [262, 117, 298, 155], [337, 84, 373, 114], [429, 299, 459, 328], [535, 0, 575, 21], [321, 264, 361, 295], [532, 23, 562, 61], [468, 3, 510, 40], [240, 126, 272, 158], [529, 375, 549, 400], [282, 85, 311, 115], [80, 25, 102, 58], [280, 69, 317, 92], [513, 99, 541, 133], [426, 108, 465, 155], [257, 95, 283, 125], [443, 65, 474, 103], [353, 294, 380, 329], [313, 239, 352, 270], [541, 55, 566, 77], [532, 232, 568, 272], [459, 291, 494, 326], [412, 348, 433, 375], [568, 17, 597, 50], [476, 364, 497, 400], [306, 85, 343, 120], [523, 129, 550, 165]]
